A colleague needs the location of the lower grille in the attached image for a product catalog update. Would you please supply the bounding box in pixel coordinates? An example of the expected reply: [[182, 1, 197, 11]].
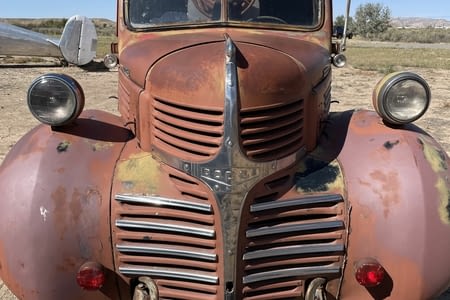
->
[[241, 194, 346, 299], [114, 191, 220, 300]]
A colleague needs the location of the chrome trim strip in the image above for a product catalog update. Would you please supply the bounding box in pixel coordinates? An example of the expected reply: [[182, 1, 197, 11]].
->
[[115, 194, 212, 213], [243, 266, 341, 284], [243, 244, 344, 261], [119, 266, 219, 284], [151, 34, 305, 288], [250, 194, 343, 213], [246, 220, 344, 238], [116, 244, 217, 261], [115, 220, 215, 238]]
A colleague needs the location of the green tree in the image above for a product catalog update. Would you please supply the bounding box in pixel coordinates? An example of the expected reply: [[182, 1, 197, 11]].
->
[[354, 2, 391, 38], [334, 15, 353, 28]]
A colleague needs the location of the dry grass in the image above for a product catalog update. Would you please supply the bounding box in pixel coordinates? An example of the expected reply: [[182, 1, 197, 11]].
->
[[97, 35, 117, 58], [345, 44, 450, 72]]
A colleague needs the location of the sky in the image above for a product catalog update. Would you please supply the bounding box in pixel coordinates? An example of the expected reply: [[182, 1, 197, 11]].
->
[[1, 0, 450, 21], [333, 0, 450, 20]]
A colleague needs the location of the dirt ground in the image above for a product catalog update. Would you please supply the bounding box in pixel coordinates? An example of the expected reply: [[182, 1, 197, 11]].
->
[[0, 62, 449, 161], [0, 61, 449, 299]]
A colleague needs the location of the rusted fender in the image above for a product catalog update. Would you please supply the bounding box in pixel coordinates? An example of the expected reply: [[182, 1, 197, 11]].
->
[[333, 110, 450, 299], [0, 110, 132, 300]]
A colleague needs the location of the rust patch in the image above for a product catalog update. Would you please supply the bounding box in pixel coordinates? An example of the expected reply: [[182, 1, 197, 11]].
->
[[52, 186, 69, 239], [384, 140, 400, 150], [56, 140, 71, 153], [370, 170, 400, 218], [69, 189, 83, 224]]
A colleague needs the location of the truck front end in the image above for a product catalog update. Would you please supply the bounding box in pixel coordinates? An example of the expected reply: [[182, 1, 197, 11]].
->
[[0, 0, 450, 299]]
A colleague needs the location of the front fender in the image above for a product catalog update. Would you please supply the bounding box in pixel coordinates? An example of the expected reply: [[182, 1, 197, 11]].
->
[[336, 110, 450, 299], [0, 110, 132, 299]]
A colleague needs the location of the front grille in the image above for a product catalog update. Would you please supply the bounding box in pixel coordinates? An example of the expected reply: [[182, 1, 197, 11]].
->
[[240, 193, 346, 299], [151, 98, 224, 161], [240, 99, 305, 161], [114, 173, 221, 299]]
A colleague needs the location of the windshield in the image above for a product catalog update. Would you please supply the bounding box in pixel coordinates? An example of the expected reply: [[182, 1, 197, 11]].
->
[[128, 0, 322, 29]]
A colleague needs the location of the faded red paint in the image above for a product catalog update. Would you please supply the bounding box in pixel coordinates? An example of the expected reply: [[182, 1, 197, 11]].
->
[[0, 1, 450, 299]]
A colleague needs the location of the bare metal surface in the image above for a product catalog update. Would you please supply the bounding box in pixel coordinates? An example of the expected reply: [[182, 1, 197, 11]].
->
[[0, 15, 96, 65], [0, 22, 61, 57]]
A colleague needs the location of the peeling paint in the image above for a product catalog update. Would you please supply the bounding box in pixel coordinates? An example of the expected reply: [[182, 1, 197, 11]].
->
[[419, 137, 450, 225], [90, 141, 114, 152], [296, 159, 344, 193], [116, 152, 160, 194], [40, 206, 49, 222], [419, 137, 448, 173], [437, 177, 450, 225]]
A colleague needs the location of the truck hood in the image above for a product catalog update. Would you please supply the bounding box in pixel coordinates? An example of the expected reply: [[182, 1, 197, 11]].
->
[[119, 30, 330, 90]]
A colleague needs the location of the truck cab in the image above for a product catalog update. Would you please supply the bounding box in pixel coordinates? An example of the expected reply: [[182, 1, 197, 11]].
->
[[1, 0, 450, 299]]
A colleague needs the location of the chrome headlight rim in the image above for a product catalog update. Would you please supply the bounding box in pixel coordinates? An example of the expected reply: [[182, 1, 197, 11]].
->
[[27, 73, 85, 127], [373, 71, 431, 125]]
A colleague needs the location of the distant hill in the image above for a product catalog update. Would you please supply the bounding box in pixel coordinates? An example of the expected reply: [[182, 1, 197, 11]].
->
[[0, 18, 116, 36], [391, 17, 450, 28]]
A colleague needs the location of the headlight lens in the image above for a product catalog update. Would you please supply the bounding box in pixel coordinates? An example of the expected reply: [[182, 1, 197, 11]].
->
[[27, 74, 84, 126], [373, 72, 430, 125]]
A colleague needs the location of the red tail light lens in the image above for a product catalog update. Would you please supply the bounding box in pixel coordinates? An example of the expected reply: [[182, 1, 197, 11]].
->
[[76, 262, 105, 291], [354, 258, 385, 287]]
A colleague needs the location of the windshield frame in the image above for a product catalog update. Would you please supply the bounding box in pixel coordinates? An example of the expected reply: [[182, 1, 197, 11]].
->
[[124, 0, 325, 32]]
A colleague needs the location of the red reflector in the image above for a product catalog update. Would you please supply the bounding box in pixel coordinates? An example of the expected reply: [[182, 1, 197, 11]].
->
[[354, 259, 385, 287], [76, 262, 105, 291]]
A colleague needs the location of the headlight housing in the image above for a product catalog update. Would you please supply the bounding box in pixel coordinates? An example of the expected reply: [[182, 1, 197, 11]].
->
[[373, 72, 431, 125], [27, 74, 85, 126]]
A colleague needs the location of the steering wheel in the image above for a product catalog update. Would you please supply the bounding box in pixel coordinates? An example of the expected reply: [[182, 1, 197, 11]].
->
[[193, 0, 256, 17], [248, 15, 288, 24], [239, 0, 257, 14]]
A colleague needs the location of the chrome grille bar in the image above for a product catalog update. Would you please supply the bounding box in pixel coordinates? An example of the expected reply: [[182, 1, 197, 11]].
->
[[250, 194, 343, 213], [115, 220, 215, 238], [116, 244, 217, 261], [246, 220, 344, 238], [116, 194, 212, 213], [119, 265, 219, 284], [243, 266, 341, 284], [243, 244, 344, 261]]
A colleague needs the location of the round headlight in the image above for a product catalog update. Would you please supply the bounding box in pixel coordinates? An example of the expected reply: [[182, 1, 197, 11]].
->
[[27, 74, 85, 126], [103, 53, 118, 69], [373, 72, 431, 125]]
